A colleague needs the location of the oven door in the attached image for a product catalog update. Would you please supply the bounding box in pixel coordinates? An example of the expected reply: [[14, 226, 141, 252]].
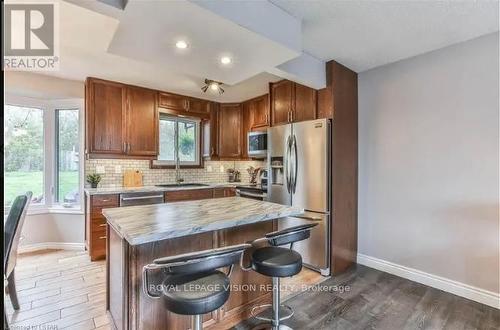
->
[[236, 188, 266, 200]]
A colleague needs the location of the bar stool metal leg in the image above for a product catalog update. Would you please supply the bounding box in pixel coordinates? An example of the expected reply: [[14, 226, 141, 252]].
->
[[272, 277, 280, 330], [192, 314, 203, 330]]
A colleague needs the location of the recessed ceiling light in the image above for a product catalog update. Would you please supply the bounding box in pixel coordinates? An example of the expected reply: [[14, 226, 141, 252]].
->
[[220, 56, 232, 65], [175, 40, 188, 49]]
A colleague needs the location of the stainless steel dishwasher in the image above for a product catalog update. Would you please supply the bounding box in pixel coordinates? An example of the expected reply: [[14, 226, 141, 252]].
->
[[119, 191, 164, 206]]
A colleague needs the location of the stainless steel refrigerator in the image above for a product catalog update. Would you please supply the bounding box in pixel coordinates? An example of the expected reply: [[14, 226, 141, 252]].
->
[[267, 118, 331, 276]]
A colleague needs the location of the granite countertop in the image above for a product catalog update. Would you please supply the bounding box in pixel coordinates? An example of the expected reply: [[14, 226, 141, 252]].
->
[[84, 182, 240, 195], [102, 197, 303, 245]]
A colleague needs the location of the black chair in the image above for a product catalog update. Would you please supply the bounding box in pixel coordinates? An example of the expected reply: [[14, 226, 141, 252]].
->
[[246, 223, 318, 330], [143, 243, 251, 330], [4, 192, 32, 328]]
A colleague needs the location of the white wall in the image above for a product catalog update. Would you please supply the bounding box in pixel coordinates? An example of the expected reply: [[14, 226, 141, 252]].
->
[[5, 71, 84, 99], [5, 72, 86, 251], [358, 32, 499, 305]]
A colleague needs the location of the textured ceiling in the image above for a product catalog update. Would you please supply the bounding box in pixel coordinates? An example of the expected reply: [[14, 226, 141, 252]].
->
[[271, 0, 499, 72]]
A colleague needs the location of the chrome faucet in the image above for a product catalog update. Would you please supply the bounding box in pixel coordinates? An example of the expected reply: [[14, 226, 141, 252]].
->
[[175, 156, 183, 184]]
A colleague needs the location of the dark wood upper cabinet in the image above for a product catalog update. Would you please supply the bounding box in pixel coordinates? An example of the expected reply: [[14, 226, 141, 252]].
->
[[317, 86, 333, 119], [218, 103, 242, 158], [158, 92, 188, 111], [188, 98, 211, 114], [241, 102, 251, 159], [294, 83, 317, 122], [270, 80, 293, 126], [270, 80, 318, 126], [85, 77, 158, 159], [125, 86, 158, 157], [203, 102, 219, 159], [248, 94, 269, 129], [85, 78, 126, 157]]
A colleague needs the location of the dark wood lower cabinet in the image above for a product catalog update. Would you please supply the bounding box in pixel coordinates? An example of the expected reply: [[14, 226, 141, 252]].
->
[[86, 194, 119, 261], [106, 222, 272, 330]]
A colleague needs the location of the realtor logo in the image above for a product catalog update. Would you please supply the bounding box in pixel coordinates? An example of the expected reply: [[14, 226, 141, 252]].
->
[[3, 2, 59, 71]]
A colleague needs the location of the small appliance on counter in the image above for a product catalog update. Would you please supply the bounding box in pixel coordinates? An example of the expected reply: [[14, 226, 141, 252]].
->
[[227, 168, 241, 182]]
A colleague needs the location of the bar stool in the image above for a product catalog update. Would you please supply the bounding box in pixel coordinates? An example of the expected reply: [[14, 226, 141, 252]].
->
[[143, 243, 251, 330], [247, 223, 318, 330]]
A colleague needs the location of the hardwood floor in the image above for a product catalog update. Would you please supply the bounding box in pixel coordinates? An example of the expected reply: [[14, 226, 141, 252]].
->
[[5, 250, 499, 330], [235, 264, 500, 330], [5, 249, 109, 330]]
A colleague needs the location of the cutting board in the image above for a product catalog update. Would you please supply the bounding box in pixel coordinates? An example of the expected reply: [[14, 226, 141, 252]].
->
[[123, 170, 143, 187]]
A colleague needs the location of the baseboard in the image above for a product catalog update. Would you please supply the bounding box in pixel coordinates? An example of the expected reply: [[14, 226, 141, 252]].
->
[[18, 242, 85, 254], [357, 253, 500, 309]]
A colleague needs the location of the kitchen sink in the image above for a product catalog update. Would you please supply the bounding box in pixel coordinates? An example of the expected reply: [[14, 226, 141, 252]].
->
[[155, 183, 210, 188]]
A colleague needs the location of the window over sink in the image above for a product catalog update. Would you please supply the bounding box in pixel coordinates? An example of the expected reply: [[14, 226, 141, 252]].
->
[[152, 115, 201, 167]]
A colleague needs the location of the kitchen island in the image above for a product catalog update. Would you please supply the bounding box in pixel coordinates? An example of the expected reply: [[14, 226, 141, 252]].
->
[[102, 197, 303, 330]]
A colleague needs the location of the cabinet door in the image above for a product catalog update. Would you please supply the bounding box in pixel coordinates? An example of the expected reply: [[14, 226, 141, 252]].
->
[[271, 80, 293, 126], [188, 98, 210, 114], [125, 86, 158, 157], [164, 189, 214, 202], [241, 102, 252, 159], [218, 104, 242, 158], [317, 86, 333, 119], [158, 92, 188, 111], [203, 103, 219, 158], [250, 94, 269, 128], [86, 78, 126, 156], [293, 83, 317, 122]]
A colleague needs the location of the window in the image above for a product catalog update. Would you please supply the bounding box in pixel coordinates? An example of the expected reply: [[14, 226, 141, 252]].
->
[[4, 105, 45, 206], [3, 97, 83, 212], [55, 109, 80, 205], [155, 115, 200, 166]]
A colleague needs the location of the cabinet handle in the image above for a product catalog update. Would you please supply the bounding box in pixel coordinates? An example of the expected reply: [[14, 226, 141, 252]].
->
[[99, 224, 106, 227], [123, 142, 127, 152], [99, 236, 106, 240], [211, 147, 215, 156]]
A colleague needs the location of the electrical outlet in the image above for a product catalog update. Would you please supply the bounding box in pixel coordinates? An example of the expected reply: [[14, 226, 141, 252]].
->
[[114, 165, 122, 174], [96, 165, 105, 174], [206, 165, 213, 172], [219, 165, 225, 173]]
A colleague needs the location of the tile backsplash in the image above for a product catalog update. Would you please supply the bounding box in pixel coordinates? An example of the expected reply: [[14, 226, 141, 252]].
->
[[85, 159, 265, 188]]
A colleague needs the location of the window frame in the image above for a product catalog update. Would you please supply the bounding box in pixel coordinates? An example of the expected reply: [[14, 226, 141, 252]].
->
[[151, 115, 203, 169], [4, 95, 84, 215]]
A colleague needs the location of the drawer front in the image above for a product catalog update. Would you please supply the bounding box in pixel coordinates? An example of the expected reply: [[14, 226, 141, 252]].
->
[[213, 188, 225, 198], [90, 235, 106, 259], [91, 219, 107, 233], [165, 189, 214, 202], [92, 194, 119, 207]]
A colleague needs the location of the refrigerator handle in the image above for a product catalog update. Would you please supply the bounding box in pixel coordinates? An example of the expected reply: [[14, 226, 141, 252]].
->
[[284, 135, 291, 193], [292, 134, 298, 193]]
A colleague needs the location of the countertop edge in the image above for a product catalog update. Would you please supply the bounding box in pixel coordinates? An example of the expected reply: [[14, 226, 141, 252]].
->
[[85, 183, 243, 195], [103, 207, 304, 246]]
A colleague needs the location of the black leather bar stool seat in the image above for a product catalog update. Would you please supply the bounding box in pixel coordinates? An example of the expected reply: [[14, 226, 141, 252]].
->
[[251, 247, 302, 278], [143, 243, 251, 330], [248, 223, 318, 330], [161, 270, 230, 315]]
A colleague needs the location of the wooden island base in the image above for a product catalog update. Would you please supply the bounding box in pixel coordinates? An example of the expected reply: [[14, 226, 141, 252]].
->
[[106, 221, 275, 330]]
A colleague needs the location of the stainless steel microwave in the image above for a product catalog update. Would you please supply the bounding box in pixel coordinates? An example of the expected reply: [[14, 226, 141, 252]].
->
[[248, 131, 267, 158]]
